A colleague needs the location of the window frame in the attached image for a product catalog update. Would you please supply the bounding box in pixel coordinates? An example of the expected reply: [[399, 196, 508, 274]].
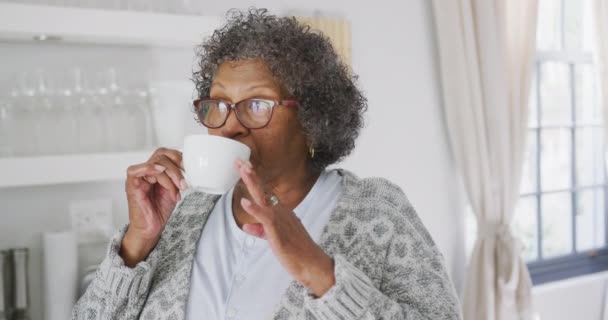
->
[[526, 50, 608, 285]]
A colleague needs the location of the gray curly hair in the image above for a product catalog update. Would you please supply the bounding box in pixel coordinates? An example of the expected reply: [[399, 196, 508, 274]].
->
[[192, 8, 367, 172]]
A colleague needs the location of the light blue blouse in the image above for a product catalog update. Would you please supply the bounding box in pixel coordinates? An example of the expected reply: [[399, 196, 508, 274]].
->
[[184, 170, 343, 320]]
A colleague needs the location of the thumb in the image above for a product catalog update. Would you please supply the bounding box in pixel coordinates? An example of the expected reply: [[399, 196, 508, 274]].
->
[[242, 223, 267, 239]]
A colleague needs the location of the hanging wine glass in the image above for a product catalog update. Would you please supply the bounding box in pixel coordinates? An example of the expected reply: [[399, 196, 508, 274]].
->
[[54, 69, 79, 154], [32, 69, 60, 155], [0, 96, 15, 157], [15, 71, 42, 156], [75, 68, 106, 153]]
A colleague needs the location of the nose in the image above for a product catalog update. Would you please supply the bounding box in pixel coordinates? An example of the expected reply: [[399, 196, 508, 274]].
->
[[218, 107, 248, 139]]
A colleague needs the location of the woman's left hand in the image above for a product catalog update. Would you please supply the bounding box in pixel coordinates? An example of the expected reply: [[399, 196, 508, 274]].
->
[[235, 159, 336, 297]]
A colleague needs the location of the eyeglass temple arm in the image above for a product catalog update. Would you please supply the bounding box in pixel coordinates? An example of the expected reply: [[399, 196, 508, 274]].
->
[[278, 100, 299, 106]]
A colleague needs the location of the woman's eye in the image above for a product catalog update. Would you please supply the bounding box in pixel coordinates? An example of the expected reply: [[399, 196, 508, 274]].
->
[[251, 101, 269, 112]]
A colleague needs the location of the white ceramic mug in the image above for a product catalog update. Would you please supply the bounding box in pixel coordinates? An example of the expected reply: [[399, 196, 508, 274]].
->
[[182, 134, 251, 194]]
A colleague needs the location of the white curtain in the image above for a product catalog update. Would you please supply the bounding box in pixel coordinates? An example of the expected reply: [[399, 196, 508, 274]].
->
[[430, 1, 538, 320], [595, 2, 608, 318], [596, 0, 608, 162]]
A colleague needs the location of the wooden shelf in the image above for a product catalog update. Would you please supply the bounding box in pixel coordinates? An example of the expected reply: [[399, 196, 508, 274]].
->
[[0, 3, 221, 47], [0, 151, 151, 188]]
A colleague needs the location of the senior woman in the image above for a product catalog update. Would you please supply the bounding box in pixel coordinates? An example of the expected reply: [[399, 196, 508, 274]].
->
[[72, 8, 460, 320]]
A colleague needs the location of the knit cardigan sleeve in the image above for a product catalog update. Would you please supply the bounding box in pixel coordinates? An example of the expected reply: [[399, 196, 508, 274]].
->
[[70, 224, 162, 320], [303, 180, 462, 320]]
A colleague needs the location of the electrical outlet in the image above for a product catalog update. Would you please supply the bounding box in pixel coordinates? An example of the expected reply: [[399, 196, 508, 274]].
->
[[69, 199, 114, 244]]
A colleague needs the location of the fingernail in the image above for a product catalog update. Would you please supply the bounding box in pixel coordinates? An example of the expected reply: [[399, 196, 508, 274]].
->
[[179, 179, 188, 190], [242, 163, 252, 174], [154, 164, 166, 172], [241, 197, 251, 207], [244, 160, 253, 169]]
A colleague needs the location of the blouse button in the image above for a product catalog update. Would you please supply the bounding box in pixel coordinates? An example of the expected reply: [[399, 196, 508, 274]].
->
[[235, 274, 246, 283], [226, 307, 237, 319]]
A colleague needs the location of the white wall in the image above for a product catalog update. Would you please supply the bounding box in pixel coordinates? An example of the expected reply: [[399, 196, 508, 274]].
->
[[533, 271, 608, 320], [0, 0, 465, 319]]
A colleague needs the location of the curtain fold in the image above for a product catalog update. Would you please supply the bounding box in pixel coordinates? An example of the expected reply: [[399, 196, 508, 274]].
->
[[595, 0, 608, 165], [430, 1, 539, 319], [594, 3, 608, 318]]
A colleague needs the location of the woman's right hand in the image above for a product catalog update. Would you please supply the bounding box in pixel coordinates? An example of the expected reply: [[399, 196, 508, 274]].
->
[[120, 148, 188, 267]]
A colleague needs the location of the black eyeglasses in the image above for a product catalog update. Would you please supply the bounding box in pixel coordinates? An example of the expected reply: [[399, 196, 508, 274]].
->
[[193, 98, 299, 129]]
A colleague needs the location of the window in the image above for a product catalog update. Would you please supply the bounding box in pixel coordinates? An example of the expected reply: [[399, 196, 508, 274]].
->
[[512, 0, 608, 284]]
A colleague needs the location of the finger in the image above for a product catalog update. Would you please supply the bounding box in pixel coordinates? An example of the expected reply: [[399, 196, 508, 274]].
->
[[131, 165, 163, 185], [155, 172, 181, 202], [127, 163, 166, 178], [151, 147, 184, 170], [143, 175, 157, 184], [128, 163, 180, 196], [126, 173, 150, 202], [236, 160, 267, 206], [243, 223, 267, 239], [241, 197, 271, 224], [126, 163, 165, 191], [132, 163, 179, 202], [151, 154, 187, 190]]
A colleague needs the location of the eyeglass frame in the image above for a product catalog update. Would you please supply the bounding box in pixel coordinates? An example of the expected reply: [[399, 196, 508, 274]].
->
[[192, 97, 300, 129]]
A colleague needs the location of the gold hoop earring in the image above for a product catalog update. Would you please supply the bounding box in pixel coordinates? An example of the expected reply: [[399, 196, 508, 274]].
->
[[309, 146, 315, 159]]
